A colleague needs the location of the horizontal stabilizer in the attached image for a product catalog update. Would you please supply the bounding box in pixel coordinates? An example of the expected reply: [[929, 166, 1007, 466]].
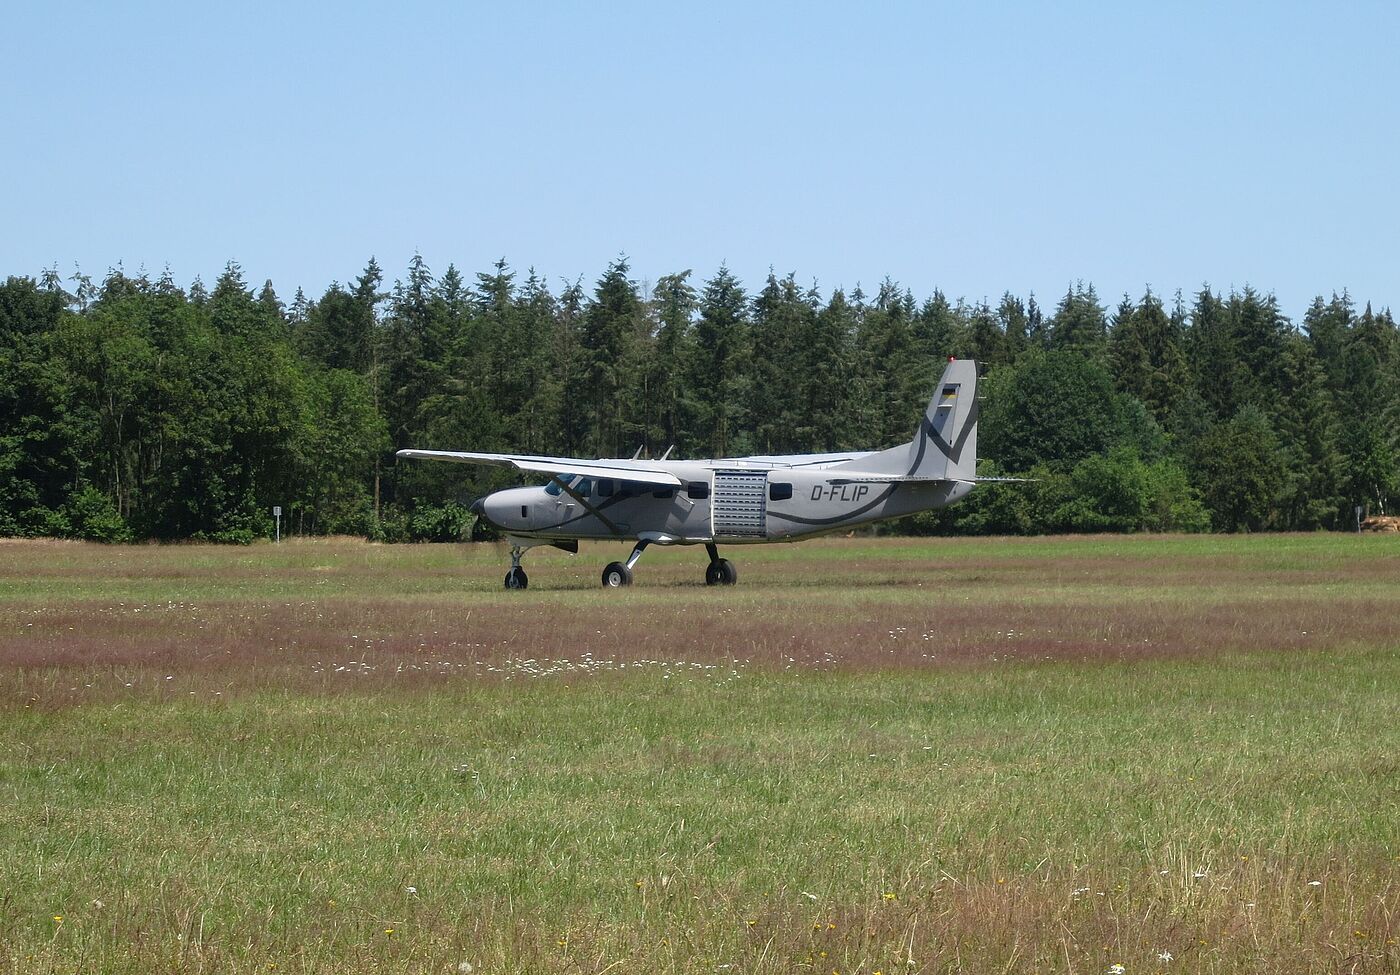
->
[[396, 449, 682, 487]]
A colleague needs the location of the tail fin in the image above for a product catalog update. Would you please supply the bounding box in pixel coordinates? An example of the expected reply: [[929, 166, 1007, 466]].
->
[[907, 357, 978, 480], [829, 357, 979, 480]]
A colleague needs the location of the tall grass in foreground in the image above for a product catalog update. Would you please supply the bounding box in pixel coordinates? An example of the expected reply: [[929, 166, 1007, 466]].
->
[[5, 657, 1399, 973], [1, 536, 1397, 973]]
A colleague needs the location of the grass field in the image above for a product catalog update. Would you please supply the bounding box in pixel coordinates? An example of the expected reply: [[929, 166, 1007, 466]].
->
[[2, 534, 1398, 974]]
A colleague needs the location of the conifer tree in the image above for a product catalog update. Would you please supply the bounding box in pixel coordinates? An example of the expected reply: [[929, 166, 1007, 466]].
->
[[579, 258, 644, 457], [651, 271, 697, 453], [690, 266, 749, 457], [1048, 283, 1107, 359]]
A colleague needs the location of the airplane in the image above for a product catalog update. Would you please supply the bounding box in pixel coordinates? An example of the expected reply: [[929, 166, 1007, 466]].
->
[[398, 357, 1012, 589]]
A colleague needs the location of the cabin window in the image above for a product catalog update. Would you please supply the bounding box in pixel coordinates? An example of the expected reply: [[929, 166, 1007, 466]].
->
[[574, 478, 593, 497], [769, 482, 793, 501], [687, 481, 710, 500], [520, 505, 528, 519], [596, 479, 615, 497], [653, 487, 675, 499]]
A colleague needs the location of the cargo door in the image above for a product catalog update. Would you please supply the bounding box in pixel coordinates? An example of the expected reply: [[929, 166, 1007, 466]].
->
[[711, 470, 767, 538]]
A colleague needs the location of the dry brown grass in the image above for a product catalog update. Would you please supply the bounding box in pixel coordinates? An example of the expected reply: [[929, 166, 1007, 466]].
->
[[3, 534, 1398, 709]]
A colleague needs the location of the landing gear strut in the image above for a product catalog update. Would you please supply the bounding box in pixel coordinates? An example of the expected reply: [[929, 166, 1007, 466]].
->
[[601, 540, 648, 588], [596, 541, 739, 589], [504, 544, 528, 590], [704, 542, 737, 586]]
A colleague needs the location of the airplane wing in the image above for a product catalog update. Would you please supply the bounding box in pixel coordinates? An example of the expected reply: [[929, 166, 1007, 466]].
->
[[825, 473, 1035, 485], [396, 449, 683, 487]]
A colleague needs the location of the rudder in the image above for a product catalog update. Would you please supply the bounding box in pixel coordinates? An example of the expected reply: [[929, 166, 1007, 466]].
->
[[906, 358, 978, 480]]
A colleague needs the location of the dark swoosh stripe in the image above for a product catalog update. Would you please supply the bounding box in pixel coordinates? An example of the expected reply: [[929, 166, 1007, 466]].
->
[[774, 382, 976, 528], [922, 393, 979, 461], [766, 484, 902, 526], [533, 493, 631, 533]]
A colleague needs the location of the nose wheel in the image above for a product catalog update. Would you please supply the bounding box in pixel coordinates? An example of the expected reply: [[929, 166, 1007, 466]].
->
[[503, 544, 529, 590]]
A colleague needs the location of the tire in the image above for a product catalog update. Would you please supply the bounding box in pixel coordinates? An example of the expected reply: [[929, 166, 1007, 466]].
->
[[601, 562, 633, 588], [504, 567, 528, 590], [705, 559, 737, 586]]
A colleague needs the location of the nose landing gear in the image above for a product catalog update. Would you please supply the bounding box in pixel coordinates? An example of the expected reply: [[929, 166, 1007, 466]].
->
[[504, 544, 529, 590]]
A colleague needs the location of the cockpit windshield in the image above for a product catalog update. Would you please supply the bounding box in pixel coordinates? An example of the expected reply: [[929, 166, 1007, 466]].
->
[[545, 474, 592, 497], [544, 474, 578, 497]]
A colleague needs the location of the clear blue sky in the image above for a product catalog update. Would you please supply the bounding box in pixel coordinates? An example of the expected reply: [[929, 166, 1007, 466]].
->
[[4, 1, 1397, 317]]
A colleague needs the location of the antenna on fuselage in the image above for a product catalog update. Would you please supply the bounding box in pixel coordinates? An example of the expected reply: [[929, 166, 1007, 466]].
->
[[630, 445, 643, 460], [659, 445, 675, 461]]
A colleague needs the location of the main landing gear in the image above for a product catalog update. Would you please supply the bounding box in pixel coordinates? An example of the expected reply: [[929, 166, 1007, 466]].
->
[[703, 542, 737, 586], [500, 539, 739, 589], [598, 540, 738, 589], [601, 540, 649, 588]]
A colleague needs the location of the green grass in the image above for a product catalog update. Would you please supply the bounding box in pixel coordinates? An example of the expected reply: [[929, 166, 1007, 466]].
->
[[1, 534, 1398, 973]]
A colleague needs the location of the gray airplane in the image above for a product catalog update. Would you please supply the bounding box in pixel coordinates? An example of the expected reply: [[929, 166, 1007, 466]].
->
[[399, 357, 1007, 589]]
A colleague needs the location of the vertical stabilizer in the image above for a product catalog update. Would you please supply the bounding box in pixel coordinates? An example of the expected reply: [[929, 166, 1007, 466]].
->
[[829, 358, 979, 479], [907, 358, 978, 480]]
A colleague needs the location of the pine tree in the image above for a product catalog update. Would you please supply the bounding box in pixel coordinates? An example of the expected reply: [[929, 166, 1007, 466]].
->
[[1048, 282, 1107, 359], [967, 300, 1005, 368], [1026, 293, 1045, 348], [651, 271, 697, 453], [1184, 285, 1235, 420], [1271, 334, 1344, 528], [1109, 289, 1187, 425], [749, 272, 813, 452], [578, 258, 644, 457], [913, 289, 965, 361], [998, 292, 1029, 363], [810, 289, 857, 448], [690, 266, 749, 457]]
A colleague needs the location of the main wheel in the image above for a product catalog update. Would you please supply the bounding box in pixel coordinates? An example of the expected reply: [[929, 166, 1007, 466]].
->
[[705, 559, 737, 586], [504, 566, 528, 590], [601, 562, 633, 588]]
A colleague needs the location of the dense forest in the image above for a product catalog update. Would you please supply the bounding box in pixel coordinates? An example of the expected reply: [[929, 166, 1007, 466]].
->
[[1, 257, 1396, 542]]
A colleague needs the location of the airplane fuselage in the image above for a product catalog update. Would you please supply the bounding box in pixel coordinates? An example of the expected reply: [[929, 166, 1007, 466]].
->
[[477, 459, 974, 545]]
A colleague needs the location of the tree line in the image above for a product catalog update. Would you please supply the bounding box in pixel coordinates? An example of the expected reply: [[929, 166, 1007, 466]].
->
[[1, 256, 1395, 542]]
